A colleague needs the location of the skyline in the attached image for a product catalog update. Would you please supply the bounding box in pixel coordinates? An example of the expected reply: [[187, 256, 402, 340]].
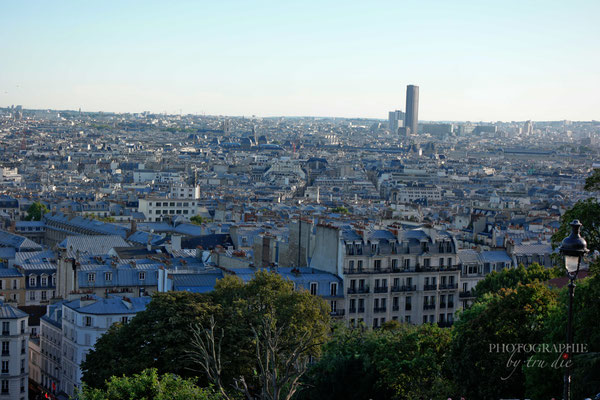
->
[[1, 1, 599, 121]]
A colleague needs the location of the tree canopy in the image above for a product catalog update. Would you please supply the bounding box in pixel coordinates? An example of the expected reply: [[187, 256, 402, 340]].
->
[[81, 271, 330, 399], [300, 322, 454, 400], [25, 201, 49, 221], [584, 168, 600, 192], [550, 198, 600, 252], [451, 283, 558, 400], [77, 368, 222, 400], [473, 263, 557, 299]]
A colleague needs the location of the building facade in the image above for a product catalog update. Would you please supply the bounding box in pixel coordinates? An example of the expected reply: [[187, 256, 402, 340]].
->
[[404, 84, 419, 135], [0, 303, 29, 400]]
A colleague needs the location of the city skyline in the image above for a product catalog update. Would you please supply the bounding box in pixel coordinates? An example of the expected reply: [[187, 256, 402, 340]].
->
[[1, 1, 599, 121]]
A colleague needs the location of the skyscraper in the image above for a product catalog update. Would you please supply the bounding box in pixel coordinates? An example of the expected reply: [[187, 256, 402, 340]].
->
[[405, 85, 419, 135]]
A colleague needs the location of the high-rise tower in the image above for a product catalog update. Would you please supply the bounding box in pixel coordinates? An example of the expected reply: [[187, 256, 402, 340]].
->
[[404, 85, 419, 135]]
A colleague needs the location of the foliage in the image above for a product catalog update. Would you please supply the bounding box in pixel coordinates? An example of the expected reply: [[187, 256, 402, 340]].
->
[[85, 213, 116, 222], [450, 283, 558, 400], [584, 168, 600, 192], [524, 273, 600, 399], [191, 215, 212, 225], [81, 292, 218, 388], [189, 270, 330, 399], [550, 198, 600, 252], [330, 206, 349, 215], [25, 201, 49, 221], [300, 323, 455, 400], [473, 263, 557, 299], [82, 271, 330, 400], [77, 368, 222, 400]]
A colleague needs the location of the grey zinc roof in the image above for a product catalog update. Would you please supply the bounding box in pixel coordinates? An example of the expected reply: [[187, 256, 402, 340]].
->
[[0, 303, 28, 319], [480, 250, 512, 263], [58, 235, 130, 257], [458, 249, 481, 265], [0, 230, 42, 251], [64, 295, 151, 315]]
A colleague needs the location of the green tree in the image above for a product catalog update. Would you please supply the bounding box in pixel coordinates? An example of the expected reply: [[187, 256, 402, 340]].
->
[[584, 168, 600, 192], [451, 283, 558, 400], [77, 368, 222, 400], [188, 270, 330, 399], [191, 215, 211, 225], [300, 323, 455, 400], [25, 201, 49, 221], [524, 273, 600, 399], [550, 198, 600, 252], [81, 291, 218, 388], [331, 206, 349, 215], [473, 263, 557, 299], [82, 271, 330, 399]]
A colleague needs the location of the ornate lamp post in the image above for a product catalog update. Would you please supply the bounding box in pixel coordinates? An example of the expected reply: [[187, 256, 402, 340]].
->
[[559, 220, 588, 400]]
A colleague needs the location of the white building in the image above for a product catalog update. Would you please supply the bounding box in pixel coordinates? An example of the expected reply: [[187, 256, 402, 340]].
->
[[391, 185, 442, 203], [0, 303, 29, 400], [40, 303, 62, 398], [169, 184, 201, 199], [60, 295, 150, 397], [138, 198, 199, 222]]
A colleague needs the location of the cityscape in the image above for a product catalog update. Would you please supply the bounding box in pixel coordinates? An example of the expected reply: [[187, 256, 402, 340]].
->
[[1, 1, 599, 400]]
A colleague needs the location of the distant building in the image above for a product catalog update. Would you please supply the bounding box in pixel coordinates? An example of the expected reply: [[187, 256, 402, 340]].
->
[[388, 110, 405, 134], [404, 85, 419, 135], [138, 198, 199, 222]]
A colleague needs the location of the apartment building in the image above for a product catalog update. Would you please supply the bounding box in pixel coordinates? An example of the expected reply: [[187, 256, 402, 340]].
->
[[138, 198, 199, 222], [40, 303, 62, 398], [60, 295, 150, 397], [310, 224, 460, 328], [0, 303, 29, 400]]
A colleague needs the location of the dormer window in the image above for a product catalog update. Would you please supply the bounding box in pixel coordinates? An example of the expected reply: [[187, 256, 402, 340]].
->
[[446, 242, 452, 252], [29, 276, 36, 287], [41, 275, 48, 287], [139, 272, 146, 281], [88, 273, 96, 283]]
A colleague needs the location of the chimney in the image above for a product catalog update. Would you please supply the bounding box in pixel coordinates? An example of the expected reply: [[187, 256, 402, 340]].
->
[[172, 235, 181, 251]]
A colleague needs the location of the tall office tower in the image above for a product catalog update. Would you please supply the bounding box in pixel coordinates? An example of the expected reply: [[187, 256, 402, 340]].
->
[[388, 110, 405, 133], [523, 120, 533, 136], [405, 85, 419, 135]]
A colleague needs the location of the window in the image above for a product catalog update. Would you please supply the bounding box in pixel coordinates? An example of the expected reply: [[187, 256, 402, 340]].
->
[[439, 258, 444, 267], [29, 276, 36, 287], [29, 291, 35, 301], [1, 379, 7, 394], [405, 296, 412, 310], [121, 316, 129, 324], [348, 260, 354, 271], [330, 283, 337, 296], [41, 276, 48, 286], [105, 272, 113, 281], [84, 334, 91, 346], [424, 258, 430, 268], [52, 274, 56, 286], [357, 260, 363, 271], [404, 259, 410, 269], [41, 291, 47, 301], [374, 259, 381, 271], [12, 280, 17, 289], [1, 361, 8, 373], [391, 259, 398, 269], [139, 272, 146, 281], [20, 321, 24, 334], [310, 282, 317, 296], [1, 342, 8, 355], [88, 273, 96, 283], [405, 315, 411, 323], [330, 300, 337, 312], [447, 257, 452, 267], [84, 316, 92, 327], [1, 322, 9, 335]]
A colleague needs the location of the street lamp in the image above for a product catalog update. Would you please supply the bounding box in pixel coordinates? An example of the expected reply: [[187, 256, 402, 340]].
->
[[559, 219, 588, 400]]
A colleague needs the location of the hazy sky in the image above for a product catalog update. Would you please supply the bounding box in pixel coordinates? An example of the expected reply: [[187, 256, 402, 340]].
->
[[1, 0, 599, 121]]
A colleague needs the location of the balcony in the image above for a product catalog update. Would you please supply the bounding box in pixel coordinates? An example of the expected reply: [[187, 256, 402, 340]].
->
[[330, 310, 345, 317], [423, 304, 436, 310], [439, 283, 458, 290], [459, 291, 473, 298], [423, 284, 438, 291], [1, 351, 8, 356], [373, 307, 387, 313], [344, 268, 365, 275], [437, 321, 454, 328], [374, 286, 388, 293], [1, 331, 8, 336]]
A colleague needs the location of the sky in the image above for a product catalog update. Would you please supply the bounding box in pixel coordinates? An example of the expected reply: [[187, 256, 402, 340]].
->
[[1, 0, 599, 121]]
